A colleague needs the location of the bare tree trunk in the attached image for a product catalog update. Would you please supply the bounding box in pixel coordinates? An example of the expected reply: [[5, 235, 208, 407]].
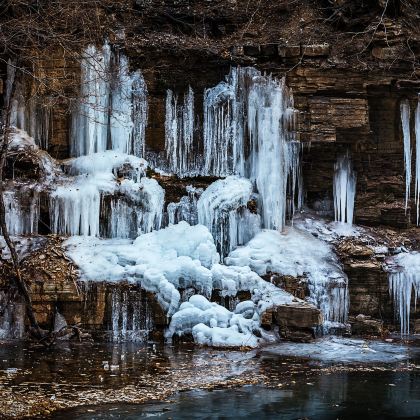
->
[[0, 66, 43, 339]]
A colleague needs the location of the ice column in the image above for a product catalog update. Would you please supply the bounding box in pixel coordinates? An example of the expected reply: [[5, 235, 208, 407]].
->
[[400, 100, 411, 212], [167, 186, 202, 226], [71, 43, 111, 157], [333, 154, 356, 225], [388, 252, 420, 335], [165, 87, 195, 176], [110, 55, 148, 156], [3, 189, 39, 235], [197, 176, 260, 258], [248, 74, 295, 230], [415, 97, 420, 225]]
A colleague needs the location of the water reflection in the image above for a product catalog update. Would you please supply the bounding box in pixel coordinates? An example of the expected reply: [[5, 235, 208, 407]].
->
[[54, 372, 420, 419]]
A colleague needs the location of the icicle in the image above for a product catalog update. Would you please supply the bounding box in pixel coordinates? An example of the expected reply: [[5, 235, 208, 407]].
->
[[333, 154, 356, 225], [164, 87, 195, 176], [167, 186, 202, 226], [132, 71, 148, 158], [415, 97, 420, 225], [287, 141, 303, 219], [110, 287, 153, 342], [387, 252, 420, 335], [71, 43, 112, 157], [110, 56, 148, 156], [197, 176, 259, 258], [248, 74, 295, 230], [400, 100, 411, 212], [50, 182, 101, 236], [3, 189, 39, 235]]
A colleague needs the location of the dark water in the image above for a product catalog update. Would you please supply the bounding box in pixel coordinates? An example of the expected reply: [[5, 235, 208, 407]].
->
[[54, 371, 420, 420], [1, 339, 419, 419]]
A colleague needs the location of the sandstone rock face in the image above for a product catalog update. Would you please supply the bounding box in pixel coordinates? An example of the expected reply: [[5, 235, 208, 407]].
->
[[261, 303, 322, 342], [349, 314, 384, 336]]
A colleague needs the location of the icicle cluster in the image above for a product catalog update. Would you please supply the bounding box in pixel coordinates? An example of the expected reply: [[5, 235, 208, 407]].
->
[[3, 189, 39, 235], [415, 98, 420, 225], [197, 176, 260, 258], [71, 43, 148, 158], [202, 67, 300, 230], [400, 100, 412, 212], [167, 186, 202, 226], [333, 154, 356, 225], [48, 44, 162, 240], [110, 287, 153, 342], [165, 87, 196, 176], [387, 252, 420, 335]]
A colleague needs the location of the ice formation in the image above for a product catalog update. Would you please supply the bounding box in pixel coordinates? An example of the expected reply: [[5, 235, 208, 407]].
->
[[333, 154, 356, 225], [202, 67, 300, 229], [50, 180, 102, 236], [166, 295, 259, 348], [3, 189, 39, 236], [65, 151, 147, 181], [46, 42, 157, 240], [8, 60, 52, 150], [226, 227, 349, 328], [247, 73, 296, 230], [197, 176, 260, 257], [65, 222, 219, 316], [65, 221, 310, 345], [387, 252, 420, 335], [71, 44, 148, 158], [71, 43, 111, 157], [167, 186, 202, 226], [165, 87, 196, 176], [400, 100, 411, 212], [415, 98, 420, 225], [110, 287, 153, 342], [110, 55, 148, 156], [203, 68, 250, 176]]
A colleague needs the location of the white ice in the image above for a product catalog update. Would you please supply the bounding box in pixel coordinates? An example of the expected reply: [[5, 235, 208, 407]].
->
[[226, 227, 349, 326], [262, 336, 415, 363], [415, 97, 420, 225], [386, 252, 420, 335], [165, 87, 196, 176], [197, 176, 260, 257], [400, 100, 411, 212], [333, 154, 356, 225]]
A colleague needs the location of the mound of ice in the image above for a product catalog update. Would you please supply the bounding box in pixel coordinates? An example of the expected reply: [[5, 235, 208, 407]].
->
[[66, 151, 148, 180], [167, 295, 260, 348], [197, 176, 260, 257], [8, 128, 60, 181], [226, 227, 349, 326], [64, 222, 220, 316]]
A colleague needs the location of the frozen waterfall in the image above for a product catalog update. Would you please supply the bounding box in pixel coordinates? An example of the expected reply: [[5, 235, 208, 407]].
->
[[400, 100, 411, 212], [3, 189, 39, 235], [165, 87, 196, 176], [202, 67, 299, 230], [333, 154, 356, 225], [197, 176, 260, 258], [387, 252, 420, 335], [415, 98, 420, 225], [71, 44, 148, 158]]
